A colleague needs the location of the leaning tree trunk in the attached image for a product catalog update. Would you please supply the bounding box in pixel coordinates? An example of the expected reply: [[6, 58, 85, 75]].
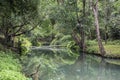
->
[[92, 0, 106, 55]]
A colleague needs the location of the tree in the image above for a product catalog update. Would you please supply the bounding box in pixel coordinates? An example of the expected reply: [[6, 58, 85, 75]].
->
[[80, 0, 86, 52], [109, 0, 120, 40], [91, 0, 106, 55], [71, 0, 86, 53], [0, 0, 40, 47], [104, 0, 111, 44]]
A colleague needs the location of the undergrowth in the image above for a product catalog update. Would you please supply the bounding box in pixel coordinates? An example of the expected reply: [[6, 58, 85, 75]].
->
[[0, 51, 28, 80]]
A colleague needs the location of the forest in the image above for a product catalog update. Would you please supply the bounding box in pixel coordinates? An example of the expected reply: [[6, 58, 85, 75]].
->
[[0, 0, 120, 80]]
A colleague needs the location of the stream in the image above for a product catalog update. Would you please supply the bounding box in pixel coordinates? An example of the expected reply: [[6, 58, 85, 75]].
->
[[22, 47, 120, 80]]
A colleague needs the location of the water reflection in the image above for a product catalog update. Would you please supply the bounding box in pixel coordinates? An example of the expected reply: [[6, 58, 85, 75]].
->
[[22, 48, 120, 80], [57, 55, 120, 80]]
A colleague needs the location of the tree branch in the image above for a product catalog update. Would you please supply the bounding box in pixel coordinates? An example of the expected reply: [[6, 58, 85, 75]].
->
[[13, 22, 41, 36], [94, 0, 98, 6], [10, 22, 29, 36], [30, 64, 41, 77]]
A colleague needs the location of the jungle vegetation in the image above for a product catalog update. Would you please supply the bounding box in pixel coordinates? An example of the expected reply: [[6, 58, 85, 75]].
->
[[0, 0, 120, 80]]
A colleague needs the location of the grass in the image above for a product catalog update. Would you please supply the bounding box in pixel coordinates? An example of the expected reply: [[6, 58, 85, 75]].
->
[[104, 45, 120, 57], [87, 40, 120, 58]]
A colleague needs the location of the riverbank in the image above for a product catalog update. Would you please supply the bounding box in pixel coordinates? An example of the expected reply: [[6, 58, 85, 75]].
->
[[0, 50, 28, 80], [86, 40, 120, 59]]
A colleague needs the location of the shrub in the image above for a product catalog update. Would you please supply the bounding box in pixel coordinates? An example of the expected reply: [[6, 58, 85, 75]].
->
[[20, 37, 32, 55], [86, 46, 99, 54], [86, 40, 98, 46], [107, 40, 120, 45], [0, 70, 27, 80], [0, 51, 28, 80]]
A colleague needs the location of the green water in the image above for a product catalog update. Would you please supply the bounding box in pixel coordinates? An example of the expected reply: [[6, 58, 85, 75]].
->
[[22, 48, 120, 80]]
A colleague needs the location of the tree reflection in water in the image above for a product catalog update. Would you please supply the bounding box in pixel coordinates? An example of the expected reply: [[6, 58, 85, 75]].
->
[[22, 48, 120, 80]]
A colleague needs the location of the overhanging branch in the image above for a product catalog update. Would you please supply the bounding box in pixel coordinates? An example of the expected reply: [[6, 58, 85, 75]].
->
[[10, 22, 30, 36], [12, 21, 41, 36]]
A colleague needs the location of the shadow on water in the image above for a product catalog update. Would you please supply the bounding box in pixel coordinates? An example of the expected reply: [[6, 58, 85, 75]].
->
[[22, 47, 120, 80]]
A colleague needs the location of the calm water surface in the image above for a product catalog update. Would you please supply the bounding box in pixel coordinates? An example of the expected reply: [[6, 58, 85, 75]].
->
[[22, 47, 120, 80]]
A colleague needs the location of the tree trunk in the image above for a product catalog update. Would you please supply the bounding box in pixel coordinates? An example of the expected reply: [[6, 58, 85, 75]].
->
[[104, 25, 108, 44], [72, 30, 81, 48], [4, 35, 12, 46], [79, 22, 85, 52], [92, 0, 106, 55], [74, 0, 86, 53], [81, 0, 86, 53]]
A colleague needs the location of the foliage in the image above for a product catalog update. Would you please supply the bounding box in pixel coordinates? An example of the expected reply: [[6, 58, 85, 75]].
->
[[0, 0, 120, 79], [109, 25, 120, 40], [67, 41, 76, 48], [50, 33, 74, 48], [87, 45, 99, 54], [0, 70, 27, 80], [0, 51, 28, 80], [0, 0, 41, 47], [0, 51, 21, 71], [86, 40, 98, 46], [107, 40, 120, 45], [20, 37, 32, 55]]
